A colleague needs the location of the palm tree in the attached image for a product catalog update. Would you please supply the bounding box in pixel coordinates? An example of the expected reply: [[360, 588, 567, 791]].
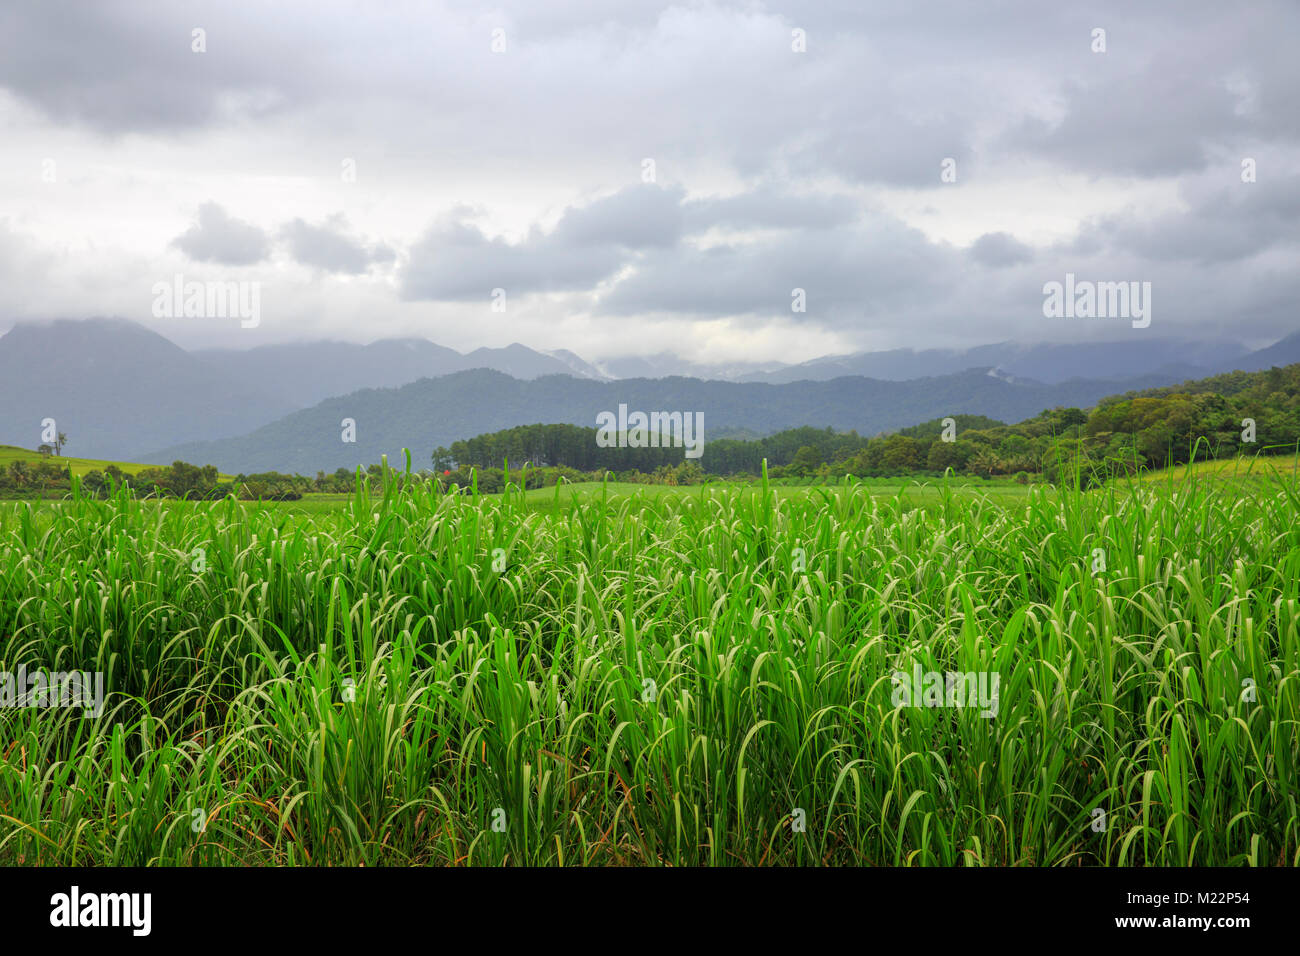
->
[[56, 432, 68, 456], [8, 460, 30, 486], [969, 447, 1002, 478]]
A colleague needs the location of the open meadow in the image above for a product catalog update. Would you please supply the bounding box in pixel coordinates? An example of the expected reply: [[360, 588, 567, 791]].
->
[[0, 467, 1297, 866], [0, 445, 159, 478]]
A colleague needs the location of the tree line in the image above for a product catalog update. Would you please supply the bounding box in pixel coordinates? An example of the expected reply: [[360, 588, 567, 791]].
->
[[440, 362, 1300, 485], [3, 362, 1295, 498]]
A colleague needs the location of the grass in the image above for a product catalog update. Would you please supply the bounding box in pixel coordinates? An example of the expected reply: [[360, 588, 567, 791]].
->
[[0, 444, 162, 477], [0, 466, 1297, 866], [1131, 451, 1300, 489], [491, 477, 1037, 518]]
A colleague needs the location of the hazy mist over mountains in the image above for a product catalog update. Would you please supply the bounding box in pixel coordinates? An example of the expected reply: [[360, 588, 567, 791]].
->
[[2, 317, 1296, 471]]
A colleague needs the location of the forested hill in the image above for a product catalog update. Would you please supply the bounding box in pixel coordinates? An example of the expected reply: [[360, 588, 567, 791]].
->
[[445, 361, 1300, 482], [143, 365, 1198, 475]]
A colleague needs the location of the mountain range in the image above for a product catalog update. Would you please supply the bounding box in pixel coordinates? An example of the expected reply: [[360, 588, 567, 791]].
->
[[739, 339, 1257, 385], [596, 339, 1271, 385], [1, 317, 1297, 472], [0, 319, 607, 458], [147, 365, 1219, 475], [194, 338, 607, 409]]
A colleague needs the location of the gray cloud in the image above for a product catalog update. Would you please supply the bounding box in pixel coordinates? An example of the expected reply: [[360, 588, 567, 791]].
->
[[0, 3, 309, 133], [551, 184, 686, 249], [171, 203, 271, 266], [683, 187, 857, 231], [2, 0, 1299, 355], [400, 206, 625, 301], [9, 1, 1295, 186], [596, 210, 961, 323], [1071, 170, 1300, 264], [397, 163, 1300, 351], [969, 233, 1035, 268], [280, 216, 394, 274], [994, 7, 1300, 178], [401, 184, 866, 304]]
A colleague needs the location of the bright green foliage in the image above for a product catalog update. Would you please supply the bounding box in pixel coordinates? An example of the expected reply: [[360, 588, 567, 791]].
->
[[0, 468, 1297, 866]]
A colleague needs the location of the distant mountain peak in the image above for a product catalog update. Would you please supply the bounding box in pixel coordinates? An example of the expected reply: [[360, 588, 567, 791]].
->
[[3, 318, 1295, 469]]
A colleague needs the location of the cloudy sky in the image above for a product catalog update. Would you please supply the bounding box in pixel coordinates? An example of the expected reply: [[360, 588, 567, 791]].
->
[[1, 0, 1296, 363]]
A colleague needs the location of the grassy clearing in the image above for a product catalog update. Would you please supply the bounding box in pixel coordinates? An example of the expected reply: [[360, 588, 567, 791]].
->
[[1129, 452, 1300, 489], [0, 445, 160, 477], [0, 470, 1297, 866]]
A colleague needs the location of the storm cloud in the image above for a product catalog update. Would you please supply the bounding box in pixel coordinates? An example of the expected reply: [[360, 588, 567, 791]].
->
[[0, 0, 1296, 358]]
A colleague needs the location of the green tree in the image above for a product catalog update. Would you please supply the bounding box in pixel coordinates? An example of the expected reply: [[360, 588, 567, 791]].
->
[[969, 447, 1001, 477], [880, 435, 920, 472], [673, 461, 706, 485], [790, 445, 822, 476], [927, 439, 963, 472]]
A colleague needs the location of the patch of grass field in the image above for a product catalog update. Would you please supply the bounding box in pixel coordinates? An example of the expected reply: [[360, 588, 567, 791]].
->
[[0, 444, 161, 477], [1129, 452, 1300, 488], [0, 471, 1296, 866], [503, 477, 1040, 517]]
